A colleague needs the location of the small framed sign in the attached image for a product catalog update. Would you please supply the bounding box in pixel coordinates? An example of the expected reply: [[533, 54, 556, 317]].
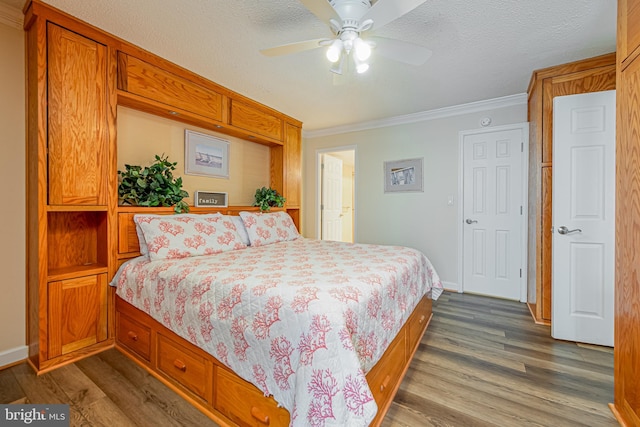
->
[[194, 191, 228, 207]]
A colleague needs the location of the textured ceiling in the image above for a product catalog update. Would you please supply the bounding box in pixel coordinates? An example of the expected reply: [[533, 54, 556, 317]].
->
[[2, 0, 616, 131]]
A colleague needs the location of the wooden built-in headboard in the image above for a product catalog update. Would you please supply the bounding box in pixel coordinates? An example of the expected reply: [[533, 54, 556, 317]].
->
[[116, 206, 285, 268], [24, 0, 302, 374]]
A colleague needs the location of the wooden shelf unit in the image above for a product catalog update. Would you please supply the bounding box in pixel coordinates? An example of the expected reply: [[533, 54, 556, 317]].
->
[[25, 6, 117, 371], [24, 0, 302, 373], [47, 210, 108, 274]]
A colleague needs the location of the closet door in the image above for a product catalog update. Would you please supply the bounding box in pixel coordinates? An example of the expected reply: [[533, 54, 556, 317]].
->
[[47, 23, 108, 206]]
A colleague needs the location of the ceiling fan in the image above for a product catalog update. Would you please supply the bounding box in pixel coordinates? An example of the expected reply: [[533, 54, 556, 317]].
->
[[260, 0, 432, 75]]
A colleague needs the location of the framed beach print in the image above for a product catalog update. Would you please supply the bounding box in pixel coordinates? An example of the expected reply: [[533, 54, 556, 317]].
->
[[384, 157, 424, 193], [185, 130, 230, 178]]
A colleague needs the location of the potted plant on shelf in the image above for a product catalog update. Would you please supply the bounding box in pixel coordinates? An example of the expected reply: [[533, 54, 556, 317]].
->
[[253, 187, 285, 212], [118, 154, 190, 213]]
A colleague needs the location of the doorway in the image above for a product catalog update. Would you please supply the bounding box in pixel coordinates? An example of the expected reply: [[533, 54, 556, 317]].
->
[[459, 123, 529, 301], [316, 148, 355, 242]]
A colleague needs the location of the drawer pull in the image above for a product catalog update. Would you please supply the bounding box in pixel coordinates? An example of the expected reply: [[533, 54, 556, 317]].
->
[[127, 331, 138, 341], [251, 406, 270, 425], [419, 315, 425, 324], [173, 359, 187, 372], [380, 374, 391, 392]]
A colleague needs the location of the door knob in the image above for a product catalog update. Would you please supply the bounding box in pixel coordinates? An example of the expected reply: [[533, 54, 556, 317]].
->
[[465, 219, 478, 224], [557, 226, 582, 235]]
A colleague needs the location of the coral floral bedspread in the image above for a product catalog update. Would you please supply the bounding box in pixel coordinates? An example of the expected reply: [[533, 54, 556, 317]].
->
[[113, 238, 443, 426]]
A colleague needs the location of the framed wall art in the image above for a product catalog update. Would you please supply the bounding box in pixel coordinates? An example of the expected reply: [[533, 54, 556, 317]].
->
[[185, 130, 230, 178], [384, 157, 424, 193]]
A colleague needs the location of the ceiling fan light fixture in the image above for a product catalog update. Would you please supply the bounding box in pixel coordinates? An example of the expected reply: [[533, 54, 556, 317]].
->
[[330, 56, 344, 75], [353, 37, 371, 61], [353, 55, 369, 74], [356, 62, 369, 74], [326, 39, 343, 63], [260, 0, 432, 74]]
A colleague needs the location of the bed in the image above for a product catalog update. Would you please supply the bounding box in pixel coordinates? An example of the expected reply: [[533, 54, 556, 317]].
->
[[112, 206, 443, 426]]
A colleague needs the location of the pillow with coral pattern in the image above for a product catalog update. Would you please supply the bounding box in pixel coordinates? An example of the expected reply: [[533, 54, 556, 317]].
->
[[134, 213, 247, 260], [239, 211, 300, 247]]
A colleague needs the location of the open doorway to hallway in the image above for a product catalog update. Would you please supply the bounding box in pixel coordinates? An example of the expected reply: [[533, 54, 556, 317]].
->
[[317, 148, 355, 243]]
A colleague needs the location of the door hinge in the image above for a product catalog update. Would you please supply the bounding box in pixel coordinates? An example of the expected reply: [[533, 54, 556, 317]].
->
[[520, 268, 522, 278], [521, 142, 524, 152], [520, 205, 523, 215]]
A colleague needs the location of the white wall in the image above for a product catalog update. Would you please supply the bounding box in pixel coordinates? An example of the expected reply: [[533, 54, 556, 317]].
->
[[0, 21, 27, 365], [302, 102, 527, 289]]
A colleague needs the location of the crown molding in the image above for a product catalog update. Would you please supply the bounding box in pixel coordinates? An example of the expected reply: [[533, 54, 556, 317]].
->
[[0, 3, 23, 30], [303, 93, 528, 139]]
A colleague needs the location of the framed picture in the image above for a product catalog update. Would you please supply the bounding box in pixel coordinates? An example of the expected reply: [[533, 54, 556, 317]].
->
[[185, 130, 230, 178], [384, 158, 424, 193]]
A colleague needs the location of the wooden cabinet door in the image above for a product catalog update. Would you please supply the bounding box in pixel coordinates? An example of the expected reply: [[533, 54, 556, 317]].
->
[[541, 166, 552, 321], [614, 47, 640, 427], [284, 122, 301, 208], [229, 99, 283, 141], [48, 274, 108, 358], [47, 24, 108, 206], [117, 53, 225, 123]]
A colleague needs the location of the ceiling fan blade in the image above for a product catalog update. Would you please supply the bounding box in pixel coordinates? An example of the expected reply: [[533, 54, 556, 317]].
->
[[369, 36, 432, 66], [361, 0, 428, 31], [260, 38, 330, 57], [298, 0, 341, 24]]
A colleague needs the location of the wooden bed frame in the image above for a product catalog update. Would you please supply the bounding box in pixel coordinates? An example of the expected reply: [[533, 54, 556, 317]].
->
[[114, 206, 433, 426]]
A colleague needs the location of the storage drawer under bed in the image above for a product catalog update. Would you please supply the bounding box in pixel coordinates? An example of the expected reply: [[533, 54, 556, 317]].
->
[[157, 333, 211, 401]]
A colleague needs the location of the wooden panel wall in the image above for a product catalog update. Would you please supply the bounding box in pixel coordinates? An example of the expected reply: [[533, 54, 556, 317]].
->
[[612, 1, 640, 425]]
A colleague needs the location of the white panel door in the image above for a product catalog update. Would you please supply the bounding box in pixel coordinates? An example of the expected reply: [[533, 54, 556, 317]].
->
[[462, 128, 523, 300], [552, 90, 615, 347], [321, 154, 343, 241]]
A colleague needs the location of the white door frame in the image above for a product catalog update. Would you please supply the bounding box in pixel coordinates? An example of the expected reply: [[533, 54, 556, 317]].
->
[[315, 146, 357, 240], [457, 122, 529, 302]]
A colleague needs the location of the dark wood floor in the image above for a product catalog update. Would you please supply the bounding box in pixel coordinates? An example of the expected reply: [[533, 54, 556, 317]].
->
[[0, 292, 617, 426], [383, 292, 617, 426]]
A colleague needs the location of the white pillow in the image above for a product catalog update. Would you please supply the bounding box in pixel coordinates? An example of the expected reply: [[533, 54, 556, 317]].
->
[[229, 215, 251, 246], [135, 213, 201, 256], [135, 221, 150, 255], [239, 211, 300, 247], [134, 213, 247, 260]]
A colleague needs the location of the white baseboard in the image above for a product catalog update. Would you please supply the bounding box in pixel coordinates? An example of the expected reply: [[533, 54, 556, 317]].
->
[[442, 281, 460, 293], [0, 345, 27, 368]]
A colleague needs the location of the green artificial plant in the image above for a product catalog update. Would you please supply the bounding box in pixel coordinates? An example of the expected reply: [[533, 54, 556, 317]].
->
[[118, 154, 190, 213], [253, 186, 285, 212]]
